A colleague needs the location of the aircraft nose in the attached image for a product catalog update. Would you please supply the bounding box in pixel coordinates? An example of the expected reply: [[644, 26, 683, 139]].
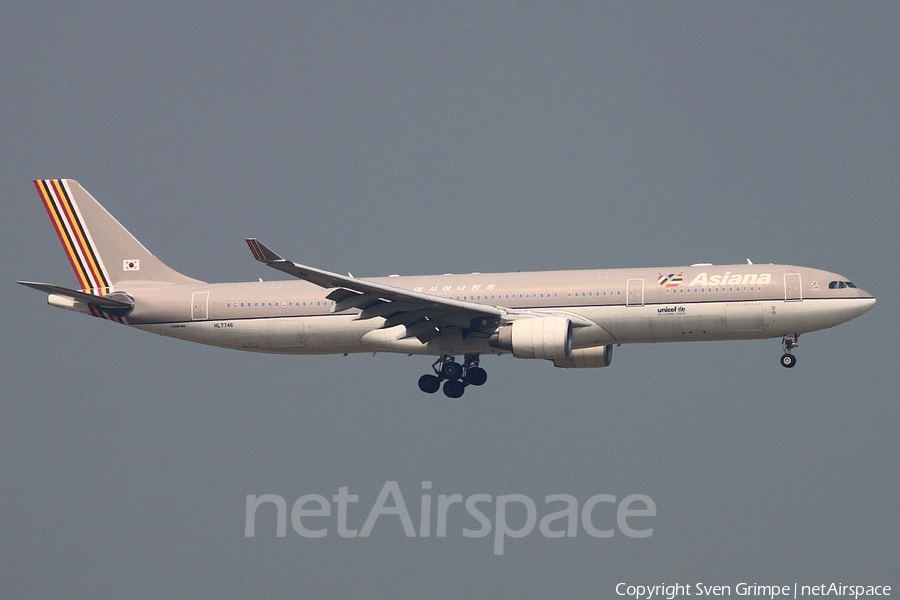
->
[[858, 294, 876, 314]]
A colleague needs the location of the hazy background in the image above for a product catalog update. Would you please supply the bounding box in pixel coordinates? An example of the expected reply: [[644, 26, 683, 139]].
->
[[2, 2, 897, 598]]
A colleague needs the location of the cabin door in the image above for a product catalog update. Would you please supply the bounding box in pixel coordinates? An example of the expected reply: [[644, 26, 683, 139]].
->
[[784, 273, 803, 302], [626, 278, 645, 307], [191, 291, 210, 320]]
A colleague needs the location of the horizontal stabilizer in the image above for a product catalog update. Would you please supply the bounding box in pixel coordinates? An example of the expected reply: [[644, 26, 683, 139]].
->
[[17, 281, 134, 309]]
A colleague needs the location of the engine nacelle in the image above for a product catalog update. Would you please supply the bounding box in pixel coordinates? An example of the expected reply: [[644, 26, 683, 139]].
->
[[489, 316, 573, 359], [552, 344, 614, 368]]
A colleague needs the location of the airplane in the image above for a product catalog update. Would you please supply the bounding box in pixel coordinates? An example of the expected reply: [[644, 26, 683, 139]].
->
[[19, 179, 876, 398]]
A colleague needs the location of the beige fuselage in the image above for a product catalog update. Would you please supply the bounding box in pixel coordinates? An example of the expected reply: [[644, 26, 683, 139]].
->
[[109, 263, 875, 357]]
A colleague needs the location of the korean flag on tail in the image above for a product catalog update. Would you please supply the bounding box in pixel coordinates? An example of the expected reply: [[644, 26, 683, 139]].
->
[[123, 259, 140, 271]]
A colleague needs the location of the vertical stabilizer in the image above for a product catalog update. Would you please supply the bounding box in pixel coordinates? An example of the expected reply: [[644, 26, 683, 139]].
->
[[34, 179, 202, 291]]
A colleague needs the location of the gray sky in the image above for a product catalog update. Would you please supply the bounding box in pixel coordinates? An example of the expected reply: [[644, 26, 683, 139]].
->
[[2, 2, 897, 598]]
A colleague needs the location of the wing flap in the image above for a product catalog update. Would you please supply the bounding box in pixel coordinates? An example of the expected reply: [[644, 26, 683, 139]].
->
[[333, 293, 377, 312]]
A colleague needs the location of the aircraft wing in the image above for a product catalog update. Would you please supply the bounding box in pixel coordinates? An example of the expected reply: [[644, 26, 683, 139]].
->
[[246, 239, 504, 342]]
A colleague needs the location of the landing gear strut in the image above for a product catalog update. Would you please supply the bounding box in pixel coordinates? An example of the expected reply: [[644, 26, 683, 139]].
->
[[780, 334, 799, 368], [417, 354, 487, 397]]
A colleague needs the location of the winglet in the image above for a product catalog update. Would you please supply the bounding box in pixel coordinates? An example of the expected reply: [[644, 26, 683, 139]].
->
[[245, 238, 285, 263]]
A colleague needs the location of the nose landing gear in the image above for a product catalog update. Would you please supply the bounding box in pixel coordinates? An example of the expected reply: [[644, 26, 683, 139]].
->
[[780, 334, 799, 368], [417, 354, 487, 397]]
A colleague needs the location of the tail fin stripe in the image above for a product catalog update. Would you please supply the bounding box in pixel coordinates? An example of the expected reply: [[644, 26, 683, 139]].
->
[[35, 180, 91, 291], [50, 179, 103, 290], [53, 180, 111, 291], [36, 179, 110, 293], [41, 179, 99, 290]]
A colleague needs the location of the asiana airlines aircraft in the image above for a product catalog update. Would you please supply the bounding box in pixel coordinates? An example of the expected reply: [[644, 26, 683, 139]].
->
[[20, 179, 875, 397]]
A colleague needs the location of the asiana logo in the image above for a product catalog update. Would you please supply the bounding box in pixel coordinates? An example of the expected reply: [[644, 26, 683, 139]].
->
[[687, 272, 772, 287], [657, 272, 683, 288]]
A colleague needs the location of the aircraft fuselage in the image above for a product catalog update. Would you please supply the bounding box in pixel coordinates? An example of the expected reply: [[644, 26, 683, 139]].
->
[[113, 263, 874, 356]]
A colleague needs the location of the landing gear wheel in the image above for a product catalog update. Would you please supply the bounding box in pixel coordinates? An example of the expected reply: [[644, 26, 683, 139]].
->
[[420, 354, 488, 396], [441, 361, 463, 380], [443, 379, 465, 398], [780, 334, 799, 369], [418, 374, 441, 393], [780, 353, 797, 368], [464, 366, 487, 386]]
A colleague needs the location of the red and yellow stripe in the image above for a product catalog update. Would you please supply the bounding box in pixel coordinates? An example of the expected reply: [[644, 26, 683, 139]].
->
[[35, 179, 121, 321], [35, 179, 111, 293]]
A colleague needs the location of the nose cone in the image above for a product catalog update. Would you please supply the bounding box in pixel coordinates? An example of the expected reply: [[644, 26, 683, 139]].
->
[[827, 293, 876, 329], [857, 294, 876, 315], [846, 285, 876, 319]]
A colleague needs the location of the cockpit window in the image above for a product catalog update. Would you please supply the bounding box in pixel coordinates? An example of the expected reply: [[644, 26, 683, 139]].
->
[[829, 281, 856, 289]]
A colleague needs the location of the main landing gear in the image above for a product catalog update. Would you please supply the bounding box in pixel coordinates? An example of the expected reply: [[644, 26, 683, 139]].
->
[[780, 334, 799, 368], [418, 354, 487, 398]]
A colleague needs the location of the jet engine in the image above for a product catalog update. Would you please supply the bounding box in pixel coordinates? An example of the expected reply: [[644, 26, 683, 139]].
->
[[489, 316, 573, 359], [551, 344, 614, 368]]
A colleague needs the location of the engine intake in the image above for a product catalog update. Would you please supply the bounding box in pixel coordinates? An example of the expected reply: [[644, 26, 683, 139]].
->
[[489, 316, 573, 359]]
